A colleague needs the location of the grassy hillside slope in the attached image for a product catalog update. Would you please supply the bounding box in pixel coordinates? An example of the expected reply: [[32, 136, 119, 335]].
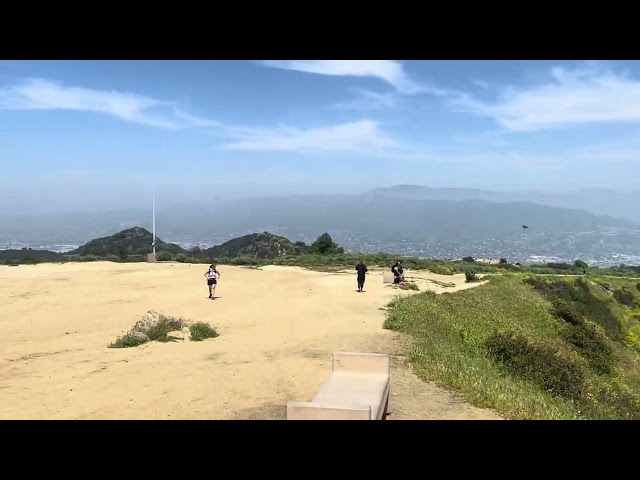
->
[[384, 275, 640, 419]]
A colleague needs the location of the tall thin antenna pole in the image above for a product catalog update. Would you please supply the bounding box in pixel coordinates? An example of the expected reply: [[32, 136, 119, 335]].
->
[[152, 184, 156, 255]]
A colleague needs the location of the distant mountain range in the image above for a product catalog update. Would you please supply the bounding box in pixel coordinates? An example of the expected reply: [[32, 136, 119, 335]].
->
[[369, 185, 640, 222], [1, 185, 640, 265]]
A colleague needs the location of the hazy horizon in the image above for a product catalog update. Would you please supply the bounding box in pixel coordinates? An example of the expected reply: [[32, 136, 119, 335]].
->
[[3, 60, 640, 214], [3, 183, 640, 216]]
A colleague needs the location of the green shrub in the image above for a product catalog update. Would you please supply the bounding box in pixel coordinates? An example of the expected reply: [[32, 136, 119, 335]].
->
[[546, 262, 574, 271], [613, 289, 637, 307], [496, 263, 519, 271], [110, 312, 221, 348], [465, 270, 479, 283], [109, 311, 186, 348], [105, 254, 119, 262], [560, 324, 614, 375], [230, 257, 255, 266], [156, 251, 172, 262], [430, 265, 454, 275], [485, 331, 586, 400], [189, 322, 219, 341], [552, 301, 584, 326], [524, 277, 621, 340], [595, 384, 640, 420], [145, 314, 186, 342], [18, 256, 41, 264], [109, 332, 148, 348], [175, 254, 187, 263]]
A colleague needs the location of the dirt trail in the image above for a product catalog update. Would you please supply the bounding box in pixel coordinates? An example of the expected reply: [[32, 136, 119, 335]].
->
[[0, 262, 499, 420]]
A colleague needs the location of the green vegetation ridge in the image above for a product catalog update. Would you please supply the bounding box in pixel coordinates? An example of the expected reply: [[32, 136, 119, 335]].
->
[[2, 228, 640, 279]]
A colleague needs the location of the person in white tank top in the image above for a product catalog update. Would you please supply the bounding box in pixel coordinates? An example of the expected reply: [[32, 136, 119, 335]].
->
[[203, 264, 221, 299]]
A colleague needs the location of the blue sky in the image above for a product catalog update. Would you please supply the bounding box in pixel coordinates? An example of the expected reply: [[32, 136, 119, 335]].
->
[[2, 60, 640, 211]]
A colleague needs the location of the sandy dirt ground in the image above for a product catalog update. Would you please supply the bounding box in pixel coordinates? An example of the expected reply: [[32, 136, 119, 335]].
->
[[0, 262, 500, 420]]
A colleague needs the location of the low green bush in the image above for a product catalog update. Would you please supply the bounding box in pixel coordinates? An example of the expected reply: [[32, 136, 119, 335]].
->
[[485, 331, 586, 400], [560, 324, 614, 375], [465, 270, 479, 283], [613, 288, 637, 307], [156, 252, 172, 262], [429, 265, 454, 275], [189, 322, 219, 341]]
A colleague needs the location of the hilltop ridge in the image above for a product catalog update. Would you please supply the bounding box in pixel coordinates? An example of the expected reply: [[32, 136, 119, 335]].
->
[[200, 232, 304, 260], [68, 227, 186, 257], [3, 227, 640, 279]]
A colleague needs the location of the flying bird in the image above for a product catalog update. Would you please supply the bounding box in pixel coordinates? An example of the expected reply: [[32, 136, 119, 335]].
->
[[521, 225, 529, 229]]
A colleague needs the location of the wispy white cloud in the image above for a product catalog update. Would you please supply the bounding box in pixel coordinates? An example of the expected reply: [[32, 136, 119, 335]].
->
[[473, 79, 489, 89], [223, 119, 396, 153], [449, 63, 640, 132], [0, 78, 218, 129], [413, 139, 640, 168], [333, 88, 397, 111], [221, 114, 640, 168], [258, 60, 437, 95]]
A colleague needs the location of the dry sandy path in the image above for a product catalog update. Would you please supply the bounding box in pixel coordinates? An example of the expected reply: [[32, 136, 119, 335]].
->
[[0, 262, 499, 420]]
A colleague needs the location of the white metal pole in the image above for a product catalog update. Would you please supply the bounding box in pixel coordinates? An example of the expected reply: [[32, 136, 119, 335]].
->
[[152, 184, 156, 255]]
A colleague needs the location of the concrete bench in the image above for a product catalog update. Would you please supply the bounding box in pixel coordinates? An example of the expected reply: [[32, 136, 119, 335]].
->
[[286, 352, 391, 420]]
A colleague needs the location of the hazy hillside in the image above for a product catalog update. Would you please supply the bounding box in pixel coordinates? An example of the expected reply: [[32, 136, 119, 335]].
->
[[69, 227, 186, 257], [0, 248, 64, 264], [155, 193, 639, 242], [369, 185, 516, 202], [371, 185, 640, 222], [3, 189, 639, 244]]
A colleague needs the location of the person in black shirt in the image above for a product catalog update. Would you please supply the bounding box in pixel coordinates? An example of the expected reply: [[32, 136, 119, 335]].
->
[[355, 260, 368, 292]]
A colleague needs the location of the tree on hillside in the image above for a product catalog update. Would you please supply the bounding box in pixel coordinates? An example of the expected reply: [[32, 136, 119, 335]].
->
[[574, 259, 589, 269], [309, 233, 344, 255]]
